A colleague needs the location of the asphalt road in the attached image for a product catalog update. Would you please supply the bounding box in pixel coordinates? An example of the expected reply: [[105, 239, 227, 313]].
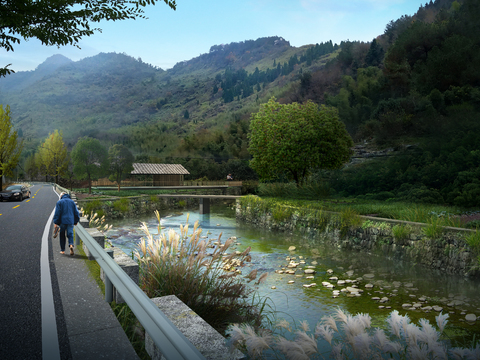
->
[[0, 184, 70, 359]]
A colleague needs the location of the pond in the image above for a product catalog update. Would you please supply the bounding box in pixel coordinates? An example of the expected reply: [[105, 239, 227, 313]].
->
[[106, 204, 480, 352]]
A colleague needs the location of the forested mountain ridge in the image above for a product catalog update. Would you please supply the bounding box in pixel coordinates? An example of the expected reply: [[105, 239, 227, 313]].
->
[[0, 36, 336, 155]]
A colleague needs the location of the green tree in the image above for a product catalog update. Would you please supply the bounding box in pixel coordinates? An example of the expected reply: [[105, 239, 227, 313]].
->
[[108, 144, 134, 191], [37, 130, 69, 183], [0, 105, 23, 189], [71, 137, 108, 194], [1, 0, 177, 76], [24, 153, 39, 180], [248, 98, 353, 186]]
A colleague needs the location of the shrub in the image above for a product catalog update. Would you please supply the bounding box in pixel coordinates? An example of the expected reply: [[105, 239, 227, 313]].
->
[[135, 212, 267, 333], [83, 199, 103, 215], [177, 200, 186, 207], [113, 198, 130, 213]]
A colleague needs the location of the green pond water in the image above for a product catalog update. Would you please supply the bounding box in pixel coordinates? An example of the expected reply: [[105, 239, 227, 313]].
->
[[106, 204, 480, 351]]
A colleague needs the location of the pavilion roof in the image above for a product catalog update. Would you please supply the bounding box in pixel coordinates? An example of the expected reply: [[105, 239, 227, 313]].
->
[[131, 163, 190, 175]]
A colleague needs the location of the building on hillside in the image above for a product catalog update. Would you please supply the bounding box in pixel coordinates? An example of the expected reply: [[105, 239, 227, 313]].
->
[[131, 163, 190, 186]]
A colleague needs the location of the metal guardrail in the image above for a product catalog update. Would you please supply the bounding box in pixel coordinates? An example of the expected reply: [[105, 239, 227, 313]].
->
[[74, 224, 206, 360]]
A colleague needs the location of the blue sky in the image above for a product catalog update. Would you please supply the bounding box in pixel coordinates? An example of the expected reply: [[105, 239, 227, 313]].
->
[[1, 0, 425, 72]]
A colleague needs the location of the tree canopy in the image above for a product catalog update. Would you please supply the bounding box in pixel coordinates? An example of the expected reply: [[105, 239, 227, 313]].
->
[[108, 144, 134, 191], [0, 105, 23, 189], [36, 130, 69, 183], [71, 136, 108, 193], [0, 0, 177, 76], [248, 98, 353, 185]]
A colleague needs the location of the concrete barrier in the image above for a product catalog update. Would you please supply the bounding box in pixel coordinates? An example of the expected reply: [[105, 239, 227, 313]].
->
[[146, 295, 245, 360]]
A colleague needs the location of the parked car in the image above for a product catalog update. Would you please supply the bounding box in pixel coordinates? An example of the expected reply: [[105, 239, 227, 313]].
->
[[0, 184, 31, 201]]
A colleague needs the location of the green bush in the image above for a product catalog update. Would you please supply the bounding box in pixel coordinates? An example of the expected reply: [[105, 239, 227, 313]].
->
[[113, 198, 130, 213], [83, 199, 103, 216]]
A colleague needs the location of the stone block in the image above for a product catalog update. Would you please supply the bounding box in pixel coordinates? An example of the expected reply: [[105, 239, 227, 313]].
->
[[100, 247, 139, 304], [82, 228, 105, 260], [79, 217, 89, 228], [146, 295, 245, 360]]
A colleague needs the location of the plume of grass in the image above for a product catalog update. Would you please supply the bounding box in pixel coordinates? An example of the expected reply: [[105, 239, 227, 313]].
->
[[83, 209, 113, 234], [228, 309, 465, 360], [134, 213, 267, 333]]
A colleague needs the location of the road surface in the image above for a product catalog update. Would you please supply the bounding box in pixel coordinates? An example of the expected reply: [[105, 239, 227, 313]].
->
[[0, 184, 70, 359]]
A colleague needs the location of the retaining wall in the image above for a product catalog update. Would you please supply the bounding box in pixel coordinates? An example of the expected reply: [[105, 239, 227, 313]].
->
[[235, 200, 480, 277]]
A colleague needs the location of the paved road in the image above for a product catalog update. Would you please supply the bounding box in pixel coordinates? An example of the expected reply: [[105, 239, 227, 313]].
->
[[0, 184, 70, 359]]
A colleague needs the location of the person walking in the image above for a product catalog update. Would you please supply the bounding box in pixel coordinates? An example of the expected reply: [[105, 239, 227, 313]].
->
[[53, 192, 80, 255]]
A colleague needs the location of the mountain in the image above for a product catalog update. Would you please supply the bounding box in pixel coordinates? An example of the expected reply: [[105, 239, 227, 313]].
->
[[0, 36, 334, 154], [0, 54, 73, 92]]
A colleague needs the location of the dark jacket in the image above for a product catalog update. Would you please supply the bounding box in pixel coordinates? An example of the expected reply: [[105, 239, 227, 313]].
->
[[53, 194, 80, 225]]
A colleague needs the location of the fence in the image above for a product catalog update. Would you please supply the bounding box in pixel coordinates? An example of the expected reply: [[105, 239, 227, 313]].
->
[[74, 223, 206, 360]]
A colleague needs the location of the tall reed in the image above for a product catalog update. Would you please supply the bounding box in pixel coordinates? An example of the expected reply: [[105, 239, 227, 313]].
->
[[228, 309, 475, 359], [134, 211, 268, 333]]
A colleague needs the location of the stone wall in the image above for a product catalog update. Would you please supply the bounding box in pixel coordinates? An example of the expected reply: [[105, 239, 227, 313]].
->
[[236, 200, 480, 278]]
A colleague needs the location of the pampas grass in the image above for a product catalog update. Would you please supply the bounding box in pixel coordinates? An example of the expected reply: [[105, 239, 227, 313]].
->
[[135, 211, 268, 333], [228, 308, 480, 359]]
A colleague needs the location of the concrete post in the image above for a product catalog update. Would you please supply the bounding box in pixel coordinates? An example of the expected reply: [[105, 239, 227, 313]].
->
[[199, 198, 210, 214], [105, 249, 114, 302]]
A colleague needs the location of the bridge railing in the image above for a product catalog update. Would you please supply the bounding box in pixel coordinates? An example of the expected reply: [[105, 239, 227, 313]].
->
[[91, 178, 243, 187], [74, 224, 206, 360]]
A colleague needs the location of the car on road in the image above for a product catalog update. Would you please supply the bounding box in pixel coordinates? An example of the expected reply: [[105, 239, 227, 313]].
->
[[0, 184, 31, 201]]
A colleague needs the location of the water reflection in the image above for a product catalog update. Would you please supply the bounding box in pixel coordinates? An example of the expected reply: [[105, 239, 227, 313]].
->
[[106, 206, 480, 345]]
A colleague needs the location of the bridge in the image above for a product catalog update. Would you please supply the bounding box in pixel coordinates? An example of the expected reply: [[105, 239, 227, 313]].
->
[[89, 186, 242, 214]]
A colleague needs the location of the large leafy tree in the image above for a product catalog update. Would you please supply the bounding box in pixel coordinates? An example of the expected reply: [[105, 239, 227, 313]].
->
[[0, 105, 23, 189], [0, 0, 177, 76], [36, 129, 69, 183], [108, 144, 134, 191], [248, 98, 353, 185], [71, 136, 108, 193]]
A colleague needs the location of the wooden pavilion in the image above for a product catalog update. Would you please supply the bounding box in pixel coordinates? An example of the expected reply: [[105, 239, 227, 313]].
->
[[131, 163, 190, 186]]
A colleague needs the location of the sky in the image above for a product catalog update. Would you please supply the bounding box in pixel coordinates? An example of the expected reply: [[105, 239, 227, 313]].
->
[[1, 0, 426, 73]]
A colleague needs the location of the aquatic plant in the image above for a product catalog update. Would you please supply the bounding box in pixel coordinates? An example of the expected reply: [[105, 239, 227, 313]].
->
[[228, 309, 480, 359], [134, 211, 268, 333]]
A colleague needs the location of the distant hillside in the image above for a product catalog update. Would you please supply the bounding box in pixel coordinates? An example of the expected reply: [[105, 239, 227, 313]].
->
[[0, 36, 335, 155], [0, 54, 73, 92]]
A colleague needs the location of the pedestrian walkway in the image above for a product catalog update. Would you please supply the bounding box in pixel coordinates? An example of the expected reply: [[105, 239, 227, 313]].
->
[[51, 220, 139, 359]]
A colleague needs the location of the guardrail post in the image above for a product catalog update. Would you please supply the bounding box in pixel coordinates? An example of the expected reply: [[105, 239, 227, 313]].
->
[[105, 249, 114, 302]]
